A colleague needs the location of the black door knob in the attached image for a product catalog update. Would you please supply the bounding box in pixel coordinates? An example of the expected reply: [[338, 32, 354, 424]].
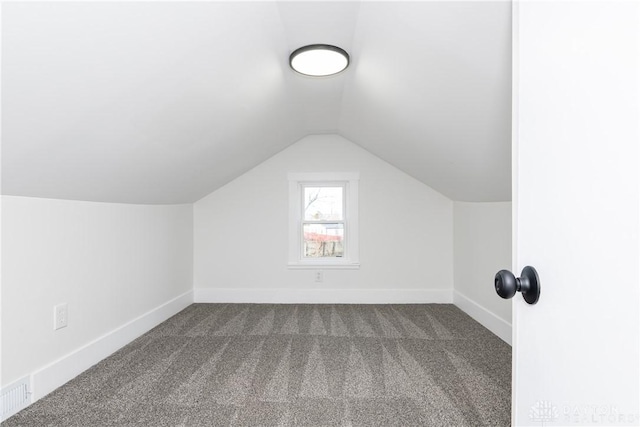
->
[[495, 266, 540, 305]]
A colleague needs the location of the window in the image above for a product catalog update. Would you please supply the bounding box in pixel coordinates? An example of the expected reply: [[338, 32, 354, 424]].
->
[[302, 185, 345, 258], [288, 173, 359, 269]]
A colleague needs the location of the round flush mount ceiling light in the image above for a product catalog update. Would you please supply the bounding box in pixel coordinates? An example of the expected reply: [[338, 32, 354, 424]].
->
[[289, 44, 350, 77]]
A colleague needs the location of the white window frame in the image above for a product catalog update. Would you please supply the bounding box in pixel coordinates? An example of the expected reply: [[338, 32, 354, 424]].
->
[[288, 172, 360, 270]]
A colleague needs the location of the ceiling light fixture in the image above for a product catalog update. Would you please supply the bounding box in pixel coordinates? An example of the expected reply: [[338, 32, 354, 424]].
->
[[289, 44, 350, 77]]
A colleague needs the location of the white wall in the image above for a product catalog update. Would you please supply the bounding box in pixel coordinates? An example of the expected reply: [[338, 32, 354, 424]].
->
[[453, 202, 512, 343], [1, 196, 193, 398], [194, 134, 454, 303]]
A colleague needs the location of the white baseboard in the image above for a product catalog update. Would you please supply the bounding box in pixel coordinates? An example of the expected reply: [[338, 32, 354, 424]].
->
[[30, 290, 193, 402], [194, 287, 453, 304], [453, 291, 512, 345]]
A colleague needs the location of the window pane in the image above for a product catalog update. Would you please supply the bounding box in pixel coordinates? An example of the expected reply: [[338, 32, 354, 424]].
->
[[304, 186, 343, 221], [303, 223, 344, 258]]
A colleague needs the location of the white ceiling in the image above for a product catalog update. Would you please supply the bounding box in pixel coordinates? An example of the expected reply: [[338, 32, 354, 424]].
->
[[1, 1, 511, 204]]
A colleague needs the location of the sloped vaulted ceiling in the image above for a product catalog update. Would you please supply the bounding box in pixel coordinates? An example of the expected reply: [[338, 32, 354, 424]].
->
[[1, 1, 511, 204]]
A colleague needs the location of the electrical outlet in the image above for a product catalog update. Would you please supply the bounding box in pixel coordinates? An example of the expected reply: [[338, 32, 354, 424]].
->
[[54, 303, 68, 330], [314, 271, 323, 283]]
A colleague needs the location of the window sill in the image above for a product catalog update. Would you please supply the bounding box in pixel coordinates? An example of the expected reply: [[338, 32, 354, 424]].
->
[[287, 262, 360, 270]]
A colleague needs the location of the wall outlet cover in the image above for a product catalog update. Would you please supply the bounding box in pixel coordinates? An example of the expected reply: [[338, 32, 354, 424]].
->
[[54, 303, 68, 330]]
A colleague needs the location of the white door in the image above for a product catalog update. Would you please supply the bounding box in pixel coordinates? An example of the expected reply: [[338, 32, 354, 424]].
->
[[513, 1, 639, 426]]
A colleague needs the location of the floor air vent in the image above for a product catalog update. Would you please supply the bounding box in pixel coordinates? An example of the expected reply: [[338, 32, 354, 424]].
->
[[1, 377, 31, 421]]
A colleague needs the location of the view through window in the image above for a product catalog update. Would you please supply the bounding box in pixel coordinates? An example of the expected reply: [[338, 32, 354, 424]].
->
[[302, 185, 345, 258]]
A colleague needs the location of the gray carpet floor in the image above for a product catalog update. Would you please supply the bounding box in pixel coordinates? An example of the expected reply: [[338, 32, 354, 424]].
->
[[3, 303, 511, 426]]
